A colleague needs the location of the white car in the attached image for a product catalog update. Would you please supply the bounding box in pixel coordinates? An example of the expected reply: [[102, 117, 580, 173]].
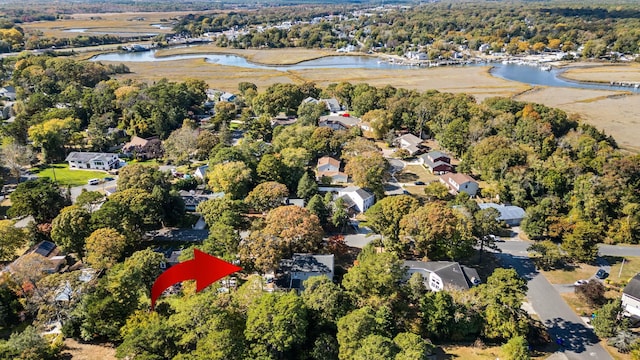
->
[[87, 178, 100, 186], [574, 279, 588, 286]]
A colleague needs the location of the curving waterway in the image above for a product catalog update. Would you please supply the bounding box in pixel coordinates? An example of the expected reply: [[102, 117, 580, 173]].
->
[[91, 50, 640, 93]]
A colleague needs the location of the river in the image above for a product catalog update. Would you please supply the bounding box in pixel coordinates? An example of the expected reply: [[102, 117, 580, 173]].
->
[[91, 50, 640, 93]]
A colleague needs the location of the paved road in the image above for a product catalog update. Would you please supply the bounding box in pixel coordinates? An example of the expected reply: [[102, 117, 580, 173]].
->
[[69, 179, 118, 202], [496, 241, 611, 360]]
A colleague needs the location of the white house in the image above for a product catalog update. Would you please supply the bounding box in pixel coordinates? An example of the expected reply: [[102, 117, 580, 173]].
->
[[194, 165, 209, 180], [622, 274, 640, 318], [439, 173, 479, 197], [317, 156, 340, 173], [404, 260, 481, 292], [0, 86, 16, 101], [220, 92, 236, 102], [478, 203, 526, 226], [337, 186, 375, 213], [395, 133, 424, 156], [65, 152, 120, 171], [320, 98, 341, 113], [316, 156, 348, 184]]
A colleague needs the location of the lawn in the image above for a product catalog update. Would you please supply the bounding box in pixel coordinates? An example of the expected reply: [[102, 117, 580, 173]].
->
[[33, 164, 107, 187], [606, 256, 640, 285], [395, 165, 439, 184], [540, 263, 599, 285]]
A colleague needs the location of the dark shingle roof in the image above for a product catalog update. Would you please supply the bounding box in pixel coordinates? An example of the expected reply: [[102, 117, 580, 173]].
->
[[404, 260, 480, 291], [280, 254, 334, 274], [624, 274, 640, 299]]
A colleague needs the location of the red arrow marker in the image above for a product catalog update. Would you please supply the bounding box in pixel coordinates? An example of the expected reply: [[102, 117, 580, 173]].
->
[[150, 249, 242, 310]]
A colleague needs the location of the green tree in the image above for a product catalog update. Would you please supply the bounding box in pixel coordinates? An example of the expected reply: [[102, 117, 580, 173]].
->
[[201, 223, 242, 261], [116, 310, 178, 360], [163, 122, 199, 165], [245, 292, 308, 358], [331, 197, 350, 232], [75, 190, 104, 212], [51, 205, 92, 258], [196, 197, 247, 229], [400, 202, 475, 261], [297, 172, 318, 201], [393, 332, 434, 360], [85, 228, 127, 270], [362, 109, 393, 140], [562, 220, 601, 263], [245, 181, 289, 213], [502, 336, 530, 360], [8, 178, 69, 223], [307, 194, 329, 227], [302, 276, 352, 328], [337, 306, 379, 360], [592, 299, 625, 338], [474, 207, 503, 261], [207, 161, 253, 199], [365, 195, 419, 250], [342, 246, 405, 305], [527, 240, 565, 270], [0, 325, 60, 360], [421, 291, 456, 339], [0, 220, 27, 261], [423, 182, 450, 201], [476, 268, 529, 341], [352, 334, 397, 360]]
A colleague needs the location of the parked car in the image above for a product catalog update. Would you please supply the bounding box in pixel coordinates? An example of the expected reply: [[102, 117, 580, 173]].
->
[[103, 177, 115, 182], [414, 181, 425, 185], [574, 279, 588, 286], [595, 269, 609, 279], [87, 178, 100, 186]]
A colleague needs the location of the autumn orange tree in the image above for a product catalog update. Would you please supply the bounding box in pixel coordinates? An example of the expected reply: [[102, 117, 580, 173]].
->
[[239, 205, 323, 272], [400, 202, 474, 261]]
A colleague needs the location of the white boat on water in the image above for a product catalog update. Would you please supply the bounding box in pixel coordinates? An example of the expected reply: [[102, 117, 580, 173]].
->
[[540, 65, 552, 71]]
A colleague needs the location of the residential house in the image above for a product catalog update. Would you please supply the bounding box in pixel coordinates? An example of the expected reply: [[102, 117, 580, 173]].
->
[[317, 156, 340, 173], [194, 165, 209, 180], [0, 86, 16, 101], [220, 92, 236, 102], [420, 151, 453, 174], [278, 254, 334, 290], [302, 97, 319, 105], [122, 136, 163, 160], [395, 133, 424, 156], [66, 152, 120, 171], [404, 260, 481, 292], [159, 249, 183, 269], [478, 203, 526, 226], [286, 198, 306, 208], [179, 189, 225, 211], [320, 98, 342, 113], [623, 274, 640, 318], [318, 114, 365, 131], [6, 241, 66, 275], [337, 186, 375, 213], [439, 173, 479, 197], [270, 113, 298, 127]]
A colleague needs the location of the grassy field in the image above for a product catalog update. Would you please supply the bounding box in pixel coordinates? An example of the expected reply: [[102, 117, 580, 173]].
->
[[540, 263, 599, 285], [562, 63, 640, 84], [514, 86, 640, 153], [21, 11, 195, 39], [33, 164, 107, 187]]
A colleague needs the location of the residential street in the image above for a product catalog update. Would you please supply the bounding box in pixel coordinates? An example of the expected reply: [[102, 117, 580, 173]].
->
[[494, 244, 611, 360]]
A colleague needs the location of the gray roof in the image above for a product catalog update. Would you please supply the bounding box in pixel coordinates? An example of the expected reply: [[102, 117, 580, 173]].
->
[[338, 194, 356, 209], [404, 260, 480, 291], [281, 254, 334, 274], [423, 158, 453, 170], [426, 150, 449, 161], [397, 133, 422, 146], [319, 115, 360, 128], [624, 274, 640, 299], [478, 203, 526, 221], [65, 151, 116, 163]]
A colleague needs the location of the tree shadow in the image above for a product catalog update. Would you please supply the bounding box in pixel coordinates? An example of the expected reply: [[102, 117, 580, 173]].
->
[[494, 252, 539, 281], [544, 317, 600, 354]]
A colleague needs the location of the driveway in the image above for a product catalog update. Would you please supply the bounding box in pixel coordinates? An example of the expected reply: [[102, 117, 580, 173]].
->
[[69, 179, 118, 202]]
